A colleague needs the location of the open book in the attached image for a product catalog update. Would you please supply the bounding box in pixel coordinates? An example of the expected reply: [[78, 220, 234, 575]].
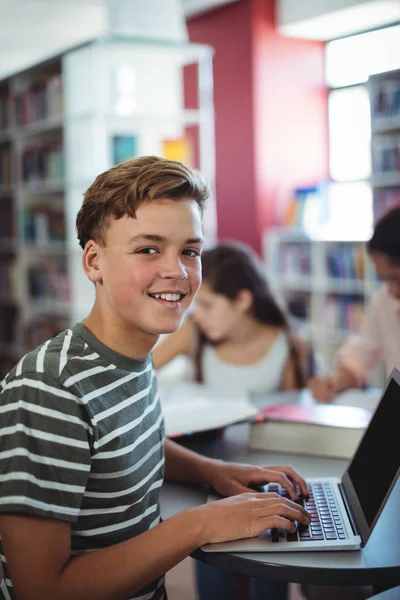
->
[[159, 382, 258, 437]]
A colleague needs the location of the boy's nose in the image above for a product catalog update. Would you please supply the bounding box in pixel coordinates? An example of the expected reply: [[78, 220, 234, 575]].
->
[[159, 257, 188, 279]]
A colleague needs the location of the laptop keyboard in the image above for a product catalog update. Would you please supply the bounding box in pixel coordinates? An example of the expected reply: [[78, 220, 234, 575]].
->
[[266, 482, 347, 542]]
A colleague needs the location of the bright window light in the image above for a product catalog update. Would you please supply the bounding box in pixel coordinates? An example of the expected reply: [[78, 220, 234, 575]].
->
[[329, 86, 371, 181], [307, 181, 373, 241], [326, 24, 400, 88]]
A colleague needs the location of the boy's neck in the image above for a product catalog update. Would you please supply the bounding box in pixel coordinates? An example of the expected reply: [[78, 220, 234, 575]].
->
[[83, 310, 158, 360]]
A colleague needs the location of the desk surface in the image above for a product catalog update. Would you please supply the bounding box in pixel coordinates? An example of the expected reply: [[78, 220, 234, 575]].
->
[[160, 392, 400, 588]]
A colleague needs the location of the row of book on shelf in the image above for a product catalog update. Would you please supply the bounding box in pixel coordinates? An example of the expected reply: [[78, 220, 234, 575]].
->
[[0, 259, 18, 299], [23, 206, 65, 243], [22, 142, 64, 184], [371, 80, 400, 120], [28, 261, 70, 303], [322, 295, 364, 333], [0, 146, 11, 186], [0, 206, 14, 240], [1, 133, 193, 189], [372, 136, 400, 174], [277, 244, 311, 277], [276, 243, 364, 280], [0, 143, 64, 186], [0, 74, 62, 130], [287, 295, 364, 334]]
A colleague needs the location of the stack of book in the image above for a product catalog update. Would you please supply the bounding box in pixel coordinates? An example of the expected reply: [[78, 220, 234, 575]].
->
[[249, 402, 372, 459]]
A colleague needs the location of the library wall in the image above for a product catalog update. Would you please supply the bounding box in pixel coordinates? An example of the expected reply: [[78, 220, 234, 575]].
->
[[187, 0, 328, 253]]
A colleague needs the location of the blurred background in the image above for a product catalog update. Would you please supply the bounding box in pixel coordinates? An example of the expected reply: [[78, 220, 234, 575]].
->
[[0, 0, 399, 386]]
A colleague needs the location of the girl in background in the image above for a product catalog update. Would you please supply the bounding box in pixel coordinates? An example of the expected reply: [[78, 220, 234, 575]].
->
[[154, 242, 308, 600], [154, 242, 307, 397]]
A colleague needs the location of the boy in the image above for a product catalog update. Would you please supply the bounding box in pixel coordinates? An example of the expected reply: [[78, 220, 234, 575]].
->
[[0, 156, 309, 600]]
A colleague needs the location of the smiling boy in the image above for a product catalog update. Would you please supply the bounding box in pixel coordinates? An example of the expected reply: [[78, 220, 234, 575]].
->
[[0, 156, 309, 600]]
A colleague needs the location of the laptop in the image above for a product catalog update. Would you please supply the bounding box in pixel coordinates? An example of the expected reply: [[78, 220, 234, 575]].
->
[[201, 368, 400, 553]]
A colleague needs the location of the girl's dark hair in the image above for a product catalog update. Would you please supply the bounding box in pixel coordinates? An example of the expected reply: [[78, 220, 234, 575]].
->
[[193, 242, 306, 388], [367, 206, 400, 263]]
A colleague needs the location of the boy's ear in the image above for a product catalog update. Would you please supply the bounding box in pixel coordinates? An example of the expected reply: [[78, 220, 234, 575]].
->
[[82, 240, 103, 284], [236, 289, 253, 312]]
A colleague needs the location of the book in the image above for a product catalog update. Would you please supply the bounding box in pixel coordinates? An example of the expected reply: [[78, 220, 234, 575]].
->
[[159, 382, 258, 437], [112, 135, 137, 166], [162, 136, 192, 165], [249, 402, 372, 459]]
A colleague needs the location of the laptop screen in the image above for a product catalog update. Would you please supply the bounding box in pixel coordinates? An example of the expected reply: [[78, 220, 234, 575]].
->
[[342, 370, 400, 544]]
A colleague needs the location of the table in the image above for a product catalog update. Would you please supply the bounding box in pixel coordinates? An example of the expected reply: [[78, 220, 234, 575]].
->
[[370, 587, 400, 600], [160, 392, 400, 594]]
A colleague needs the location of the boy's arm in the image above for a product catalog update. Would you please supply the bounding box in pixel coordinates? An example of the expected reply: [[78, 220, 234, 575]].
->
[[0, 490, 310, 600], [0, 509, 202, 600], [164, 438, 309, 499]]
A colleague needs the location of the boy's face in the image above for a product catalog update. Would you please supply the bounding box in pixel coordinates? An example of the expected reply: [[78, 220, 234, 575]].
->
[[88, 198, 203, 341]]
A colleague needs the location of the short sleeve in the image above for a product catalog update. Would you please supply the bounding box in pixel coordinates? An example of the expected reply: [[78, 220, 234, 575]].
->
[[0, 370, 92, 523], [337, 293, 383, 383]]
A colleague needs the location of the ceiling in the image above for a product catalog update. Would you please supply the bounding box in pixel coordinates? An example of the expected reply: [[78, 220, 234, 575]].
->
[[0, 0, 238, 79]]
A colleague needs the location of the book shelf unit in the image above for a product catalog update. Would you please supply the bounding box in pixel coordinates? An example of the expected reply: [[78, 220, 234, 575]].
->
[[369, 68, 400, 221], [0, 38, 215, 378], [263, 228, 385, 388]]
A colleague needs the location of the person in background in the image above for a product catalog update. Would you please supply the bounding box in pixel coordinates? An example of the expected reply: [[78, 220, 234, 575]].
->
[[154, 242, 308, 397], [309, 206, 400, 403], [153, 242, 308, 600]]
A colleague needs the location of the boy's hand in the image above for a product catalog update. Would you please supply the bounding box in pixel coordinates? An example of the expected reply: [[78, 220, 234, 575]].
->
[[309, 375, 337, 403], [194, 491, 311, 545], [205, 460, 309, 500]]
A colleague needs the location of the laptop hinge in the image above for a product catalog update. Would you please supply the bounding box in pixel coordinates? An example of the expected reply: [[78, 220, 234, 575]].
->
[[338, 483, 358, 536]]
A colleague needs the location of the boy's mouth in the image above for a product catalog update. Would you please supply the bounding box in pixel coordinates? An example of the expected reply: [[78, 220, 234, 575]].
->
[[148, 292, 185, 302]]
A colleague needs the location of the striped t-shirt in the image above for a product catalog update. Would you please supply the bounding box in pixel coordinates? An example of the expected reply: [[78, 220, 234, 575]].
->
[[0, 323, 166, 600]]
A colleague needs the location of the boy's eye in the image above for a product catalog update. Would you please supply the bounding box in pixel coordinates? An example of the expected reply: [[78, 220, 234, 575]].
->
[[136, 247, 158, 255], [183, 249, 201, 258]]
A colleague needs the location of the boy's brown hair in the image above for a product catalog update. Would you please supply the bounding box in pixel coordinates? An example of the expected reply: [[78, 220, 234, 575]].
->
[[76, 156, 209, 249]]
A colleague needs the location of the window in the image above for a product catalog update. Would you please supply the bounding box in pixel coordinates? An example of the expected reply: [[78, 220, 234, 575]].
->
[[325, 24, 400, 240]]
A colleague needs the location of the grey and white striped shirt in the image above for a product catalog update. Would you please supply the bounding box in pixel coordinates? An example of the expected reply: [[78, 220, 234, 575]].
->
[[0, 322, 166, 600]]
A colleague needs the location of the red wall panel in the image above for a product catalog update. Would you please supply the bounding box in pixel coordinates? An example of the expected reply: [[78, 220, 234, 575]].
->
[[187, 0, 328, 253]]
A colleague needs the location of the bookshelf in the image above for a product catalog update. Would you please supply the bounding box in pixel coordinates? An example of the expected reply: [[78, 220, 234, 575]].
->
[[369, 68, 400, 221], [263, 228, 385, 388], [0, 38, 215, 378]]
